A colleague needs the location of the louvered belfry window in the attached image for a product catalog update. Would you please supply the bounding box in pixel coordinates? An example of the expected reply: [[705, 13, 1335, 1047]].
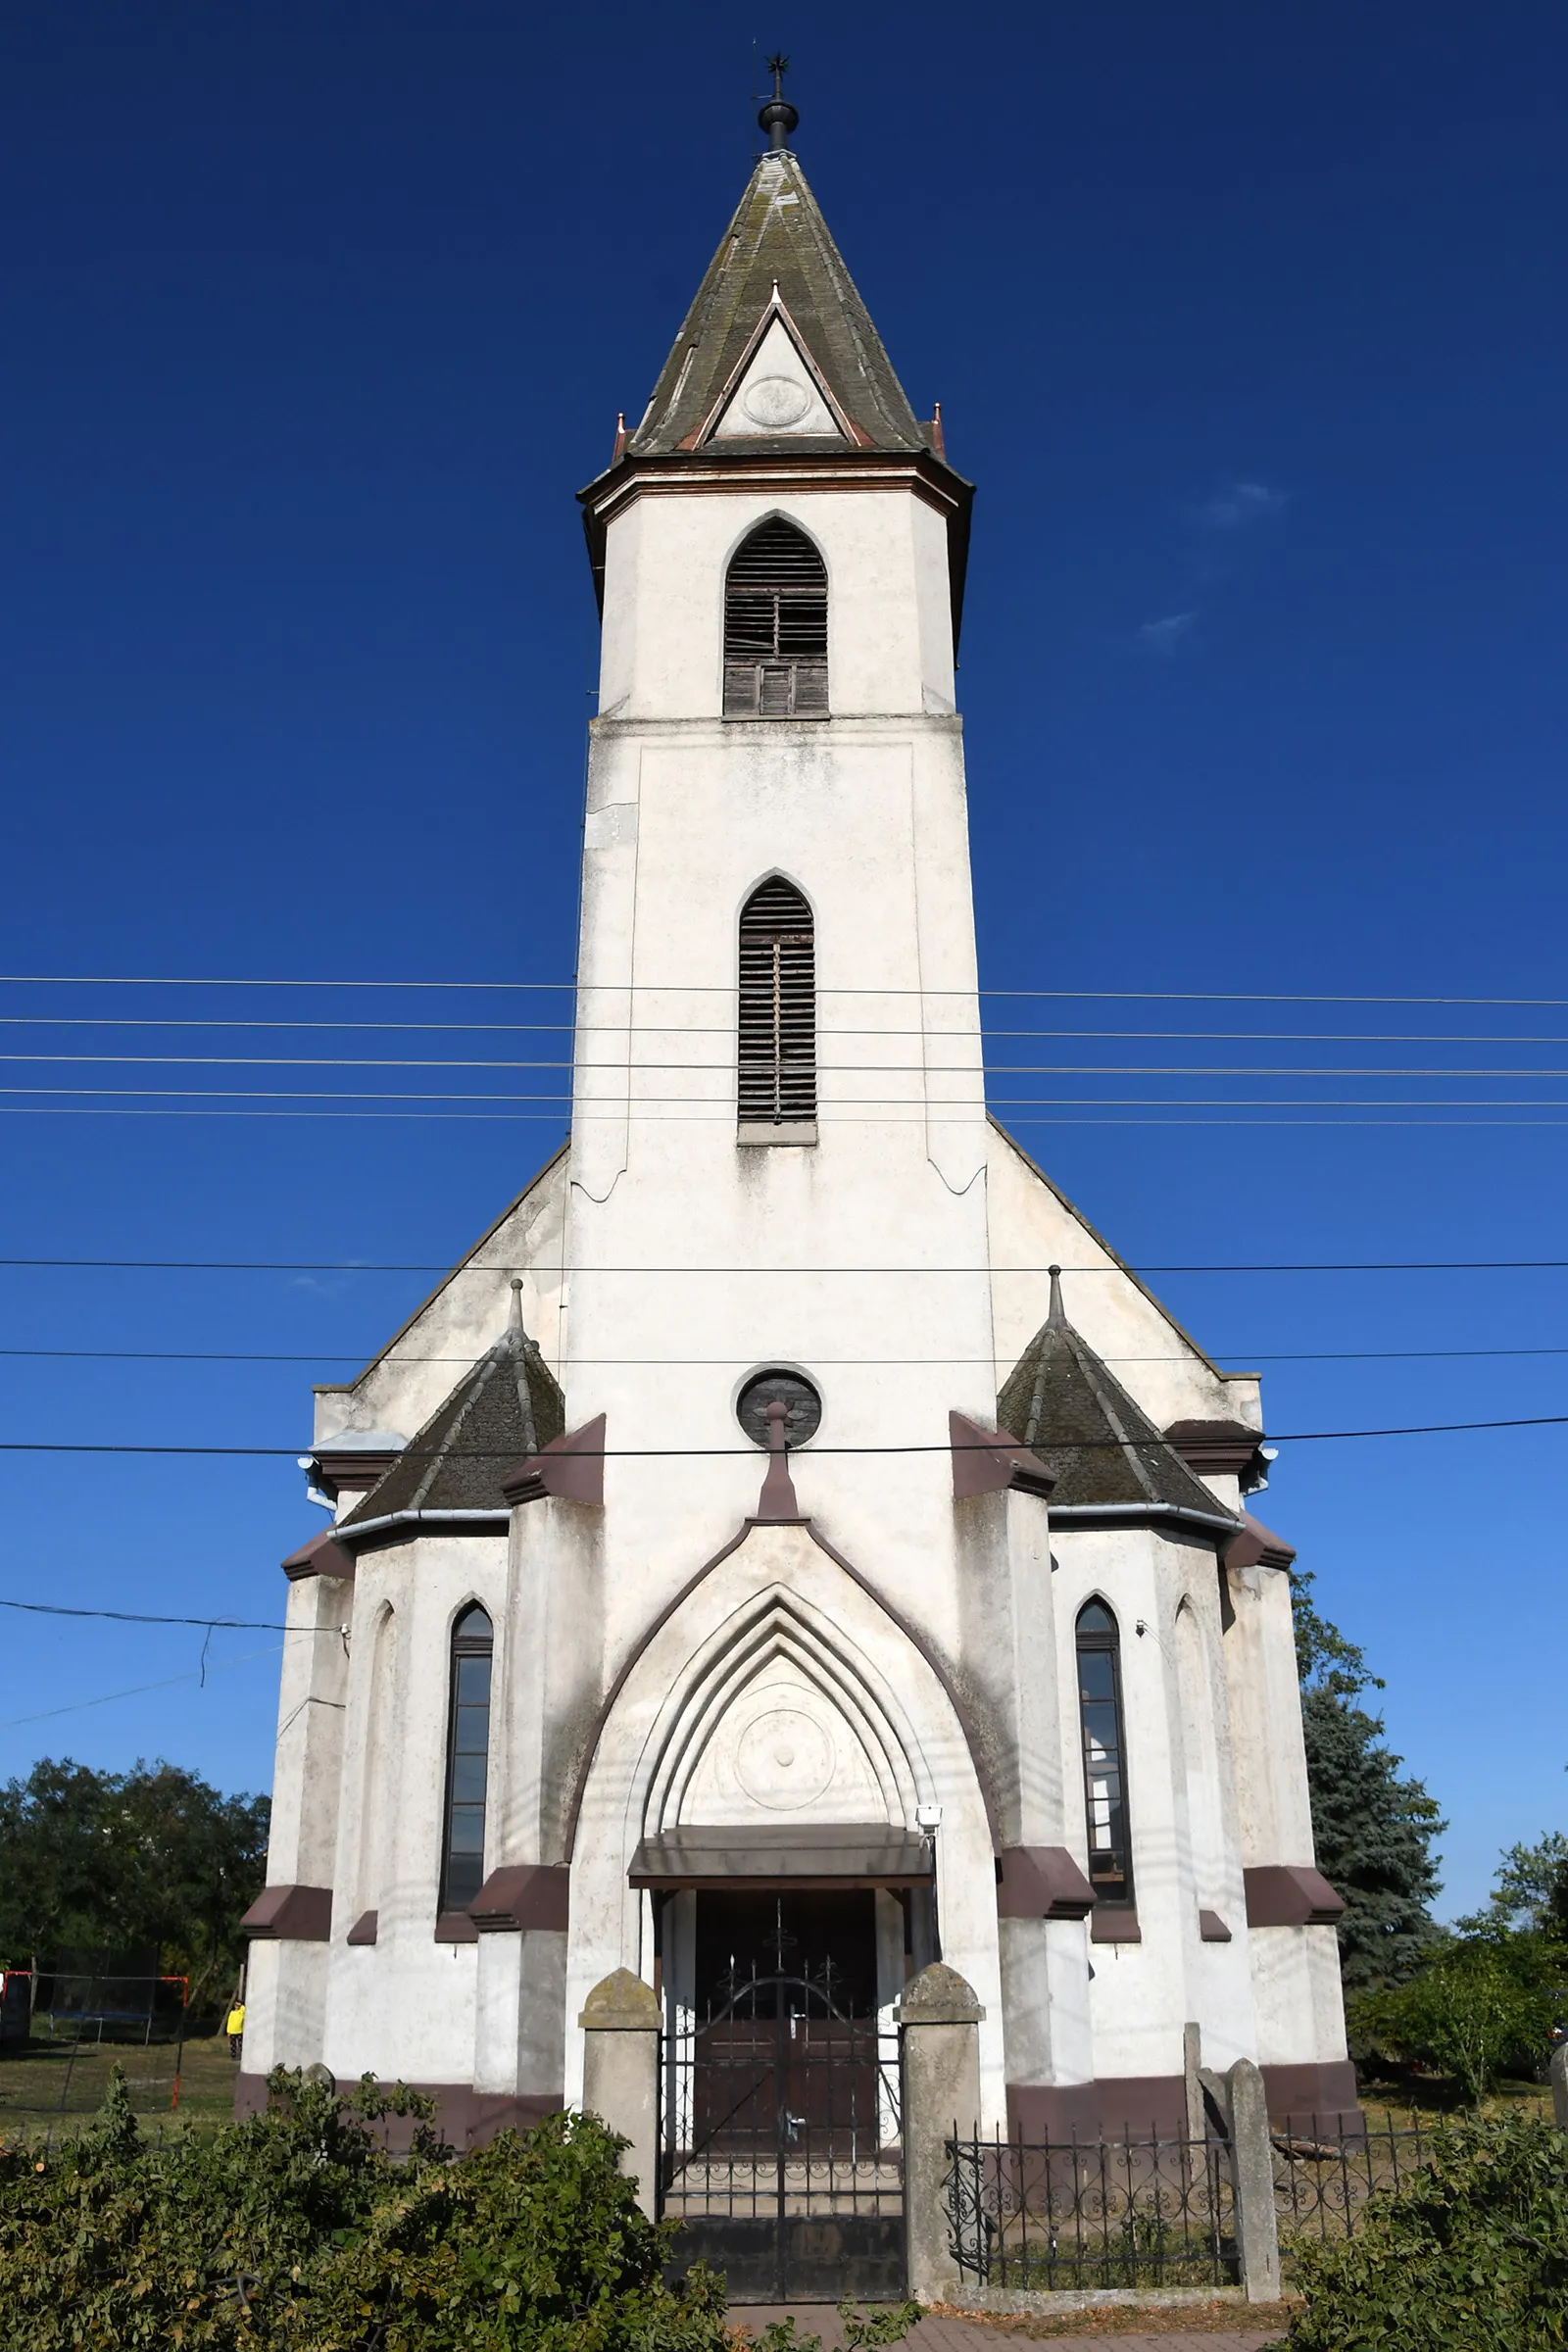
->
[[738, 878, 816, 1127], [723, 516, 828, 718]]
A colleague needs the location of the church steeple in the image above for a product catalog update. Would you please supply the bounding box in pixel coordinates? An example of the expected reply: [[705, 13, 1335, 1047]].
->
[[628, 134, 932, 459]]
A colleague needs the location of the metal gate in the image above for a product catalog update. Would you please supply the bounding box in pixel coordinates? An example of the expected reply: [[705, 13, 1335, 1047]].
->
[[660, 1962, 906, 2302]]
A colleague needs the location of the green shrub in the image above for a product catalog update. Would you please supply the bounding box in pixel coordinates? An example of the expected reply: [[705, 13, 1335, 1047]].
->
[[1286, 2108, 1568, 2351], [0, 2065, 732, 2349], [1348, 1928, 1566, 2101]]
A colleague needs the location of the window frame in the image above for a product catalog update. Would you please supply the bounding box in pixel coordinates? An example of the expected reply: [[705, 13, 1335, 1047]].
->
[[737, 876, 817, 1138], [1075, 1598, 1134, 1909], [439, 1602, 494, 1917], [722, 516, 829, 719]]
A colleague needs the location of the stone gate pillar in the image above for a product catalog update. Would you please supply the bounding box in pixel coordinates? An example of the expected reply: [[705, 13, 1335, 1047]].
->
[[579, 1969, 662, 2219], [898, 1961, 984, 2305]]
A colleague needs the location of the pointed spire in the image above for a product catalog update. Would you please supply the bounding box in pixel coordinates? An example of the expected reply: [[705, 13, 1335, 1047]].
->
[[759, 53, 799, 153], [624, 141, 926, 458], [1047, 1263, 1065, 1326], [755, 1398, 802, 1519], [508, 1275, 524, 1337]]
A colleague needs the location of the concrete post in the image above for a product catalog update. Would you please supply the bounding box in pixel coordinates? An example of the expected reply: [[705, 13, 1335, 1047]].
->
[[1551, 2041, 1568, 2131], [1225, 2057, 1281, 2303], [897, 1961, 984, 2306], [579, 1969, 662, 2220]]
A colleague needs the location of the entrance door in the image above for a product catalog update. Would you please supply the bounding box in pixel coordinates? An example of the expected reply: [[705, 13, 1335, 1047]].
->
[[661, 1890, 906, 2302]]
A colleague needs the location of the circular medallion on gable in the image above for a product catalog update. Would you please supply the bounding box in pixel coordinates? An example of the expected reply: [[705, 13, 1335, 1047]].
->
[[741, 374, 811, 428], [736, 1707, 835, 1809], [737, 1367, 822, 1449]]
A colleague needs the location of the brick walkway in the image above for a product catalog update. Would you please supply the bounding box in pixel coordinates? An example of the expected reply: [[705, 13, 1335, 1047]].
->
[[728, 2307, 1290, 2349]]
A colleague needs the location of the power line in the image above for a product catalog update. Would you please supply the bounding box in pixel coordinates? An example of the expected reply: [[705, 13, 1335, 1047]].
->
[[3, 1254, 1568, 1274], [14, 1016, 1568, 1044], [8, 1104, 1568, 1129], [2, 1415, 1568, 1459], [0, 1642, 285, 1730], [0, 1598, 305, 1633], [8, 975, 1568, 1006], [4, 1345, 1566, 1367]]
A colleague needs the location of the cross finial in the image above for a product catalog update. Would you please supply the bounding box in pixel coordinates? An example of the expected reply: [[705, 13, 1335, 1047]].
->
[[759, 52, 799, 151]]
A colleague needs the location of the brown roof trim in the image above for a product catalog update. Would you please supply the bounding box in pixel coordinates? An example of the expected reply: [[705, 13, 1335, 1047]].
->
[[950, 1411, 1055, 1502], [241, 1884, 332, 1941], [560, 1516, 1004, 1859], [467, 1864, 569, 1933], [1165, 1419, 1268, 1481], [996, 1845, 1095, 1921], [1224, 1512, 1298, 1573], [629, 1823, 930, 1889], [1244, 1865, 1345, 1927], [501, 1415, 606, 1509], [281, 1528, 357, 1582], [578, 445, 974, 654]]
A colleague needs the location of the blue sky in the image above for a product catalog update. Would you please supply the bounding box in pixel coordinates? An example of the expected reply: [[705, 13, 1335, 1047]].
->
[[1, 1, 1563, 1916]]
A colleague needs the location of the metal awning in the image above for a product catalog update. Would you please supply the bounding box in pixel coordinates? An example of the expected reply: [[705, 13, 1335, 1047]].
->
[[628, 1822, 932, 1890]]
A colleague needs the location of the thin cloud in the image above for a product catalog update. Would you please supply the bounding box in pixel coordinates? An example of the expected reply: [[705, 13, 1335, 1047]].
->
[[1139, 611, 1198, 655], [1194, 480, 1287, 530]]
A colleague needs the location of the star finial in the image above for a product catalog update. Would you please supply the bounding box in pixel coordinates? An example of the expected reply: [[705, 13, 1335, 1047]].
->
[[759, 53, 799, 151]]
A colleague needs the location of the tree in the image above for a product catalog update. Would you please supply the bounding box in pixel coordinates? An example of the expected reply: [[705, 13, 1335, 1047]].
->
[[0, 1757, 269, 2008], [1475, 1832, 1568, 1941], [1350, 1927, 1564, 2104], [1293, 1573, 1446, 1990]]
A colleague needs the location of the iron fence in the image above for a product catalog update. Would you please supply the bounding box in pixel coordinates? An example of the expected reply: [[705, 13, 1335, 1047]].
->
[[947, 2130, 1239, 2290], [1273, 2111, 1434, 2264]]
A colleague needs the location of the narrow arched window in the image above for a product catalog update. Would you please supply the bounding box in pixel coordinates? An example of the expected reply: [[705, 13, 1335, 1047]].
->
[[440, 1603, 493, 1913], [739, 878, 815, 1129], [1076, 1601, 1133, 1906], [723, 516, 828, 717]]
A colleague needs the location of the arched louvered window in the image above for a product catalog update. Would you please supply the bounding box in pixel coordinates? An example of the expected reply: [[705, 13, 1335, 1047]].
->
[[723, 516, 828, 718], [440, 1603, 493, 1914], [1076, 1600, 1134, 1907], [738, 878, 816, 1129]]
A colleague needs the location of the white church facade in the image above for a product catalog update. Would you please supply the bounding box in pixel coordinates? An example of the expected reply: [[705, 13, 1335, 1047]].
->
[[239, 97, 1354, 2156]]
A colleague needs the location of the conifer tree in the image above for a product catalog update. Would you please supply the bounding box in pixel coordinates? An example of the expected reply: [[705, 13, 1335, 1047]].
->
[[1292, 1573, 1445, 1990]]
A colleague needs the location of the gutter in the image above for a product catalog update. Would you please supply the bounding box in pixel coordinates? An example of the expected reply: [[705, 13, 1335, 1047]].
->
[[1047, 1501, 1243, 1540], [333, 1508, 510, 1546]]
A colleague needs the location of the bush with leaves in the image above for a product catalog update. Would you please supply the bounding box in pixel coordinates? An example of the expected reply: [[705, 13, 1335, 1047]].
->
[[1286, 2108, 1568, 2350], [1348, 1921, 1566, 2103], [0, 2066, 737, 2350]]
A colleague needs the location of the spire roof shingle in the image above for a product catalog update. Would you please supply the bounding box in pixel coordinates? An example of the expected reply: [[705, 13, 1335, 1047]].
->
[[631, 149, 928, 458], [339, 1287, 564, 1527], [998, 1270, 1231, 1518]]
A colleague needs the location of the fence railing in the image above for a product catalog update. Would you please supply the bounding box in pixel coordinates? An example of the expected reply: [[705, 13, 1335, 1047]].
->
[[1273, 2111, 1434, 2266], [946, 2130, 1239, 2290]]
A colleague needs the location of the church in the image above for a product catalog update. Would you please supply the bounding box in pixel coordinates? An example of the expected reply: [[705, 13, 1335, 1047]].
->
[[239, 81, 1354, 2163]]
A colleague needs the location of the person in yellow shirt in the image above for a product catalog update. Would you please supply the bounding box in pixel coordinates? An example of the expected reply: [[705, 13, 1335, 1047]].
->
[[225, 1999, 245, 2059]]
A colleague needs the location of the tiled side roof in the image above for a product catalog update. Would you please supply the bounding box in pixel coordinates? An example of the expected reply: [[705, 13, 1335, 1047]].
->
[[998, 1279, 1228, 1517], [339, 1327, 564, 1525], [632, 150, 926, 457]]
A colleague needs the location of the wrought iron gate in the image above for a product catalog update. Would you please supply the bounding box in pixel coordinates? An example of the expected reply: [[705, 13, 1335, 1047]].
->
[[660, 1963, 906, 2302]]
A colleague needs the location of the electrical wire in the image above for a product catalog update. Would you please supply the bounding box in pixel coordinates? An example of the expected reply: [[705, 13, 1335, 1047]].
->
[[4, 1345, 1566, 1367], [14, 1016, 1568, 1044], [2, 1415, 1568, 1458], [7, 976, 1568, 1005], [4, 1255, 1568, 1273], [0, 1642, 284, 1730]]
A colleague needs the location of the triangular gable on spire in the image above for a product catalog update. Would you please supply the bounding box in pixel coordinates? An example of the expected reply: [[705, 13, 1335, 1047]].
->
[[703, 291, 852, 445], [631, 149, 928, 458]]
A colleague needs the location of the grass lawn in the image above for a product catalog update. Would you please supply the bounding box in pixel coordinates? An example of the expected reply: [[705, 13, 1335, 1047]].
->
[[0, 2030, 237, 2145]]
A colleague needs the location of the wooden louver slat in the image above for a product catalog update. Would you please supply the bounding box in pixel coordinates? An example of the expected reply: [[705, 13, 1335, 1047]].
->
[[723, 518, 828, 719], [738, 878, 816, 1126]]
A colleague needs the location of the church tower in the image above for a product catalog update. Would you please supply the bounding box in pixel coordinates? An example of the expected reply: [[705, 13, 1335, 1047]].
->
[[241, 78, 1354, 2210]]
